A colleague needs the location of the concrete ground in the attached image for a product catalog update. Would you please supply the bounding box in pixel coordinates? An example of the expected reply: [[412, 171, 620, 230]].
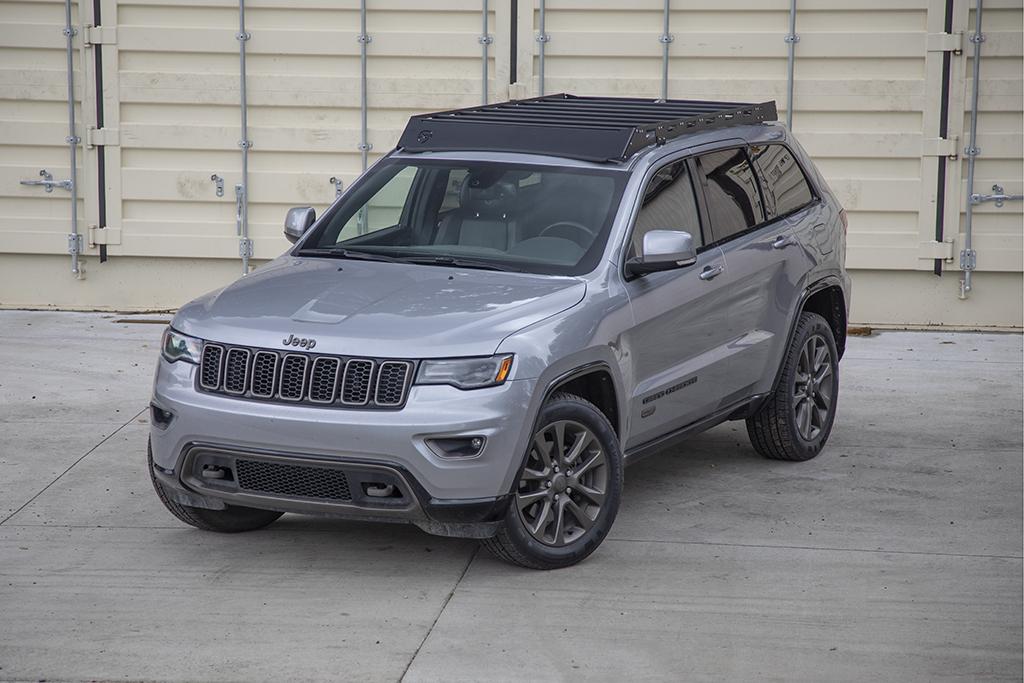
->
[[0, 311, 1021, 682]]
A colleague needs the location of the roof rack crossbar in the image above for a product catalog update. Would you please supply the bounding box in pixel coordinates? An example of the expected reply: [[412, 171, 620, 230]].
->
[[398, 94, 778, 163]]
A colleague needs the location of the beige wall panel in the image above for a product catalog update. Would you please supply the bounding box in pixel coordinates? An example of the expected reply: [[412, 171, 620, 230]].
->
[[948, 5, 1023, 276], [850, 270, 1023, 328], [0, 0, 87, 261], [0, 0, 1020, 327], [110, 0, 501, 265]]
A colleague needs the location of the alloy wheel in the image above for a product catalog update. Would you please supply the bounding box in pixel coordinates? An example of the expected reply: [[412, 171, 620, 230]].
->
[[793, 333, 834, 441], [516, 420, 608, 546]]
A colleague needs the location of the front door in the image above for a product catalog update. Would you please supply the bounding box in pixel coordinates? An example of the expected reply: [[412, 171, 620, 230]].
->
[[622, 157, 736, 451]]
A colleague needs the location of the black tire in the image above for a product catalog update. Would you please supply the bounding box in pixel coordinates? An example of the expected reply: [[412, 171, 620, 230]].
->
[[746, 311, 839, 461], [482, 392, 623, 570], [147, 441, 283, 533]]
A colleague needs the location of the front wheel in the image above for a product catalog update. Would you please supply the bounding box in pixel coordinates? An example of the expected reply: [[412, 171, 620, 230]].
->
[[482, 393, 623, 570], [746, 311, 839, 461]]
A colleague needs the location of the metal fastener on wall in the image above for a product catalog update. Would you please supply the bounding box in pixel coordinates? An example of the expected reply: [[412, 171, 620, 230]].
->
[[480, 0, 493, 105], [20, 169, 73, 193], [658, 0, 673, 102], [237, 0, 252, 274], [971, 184, 1024, 208], [536, 0, 549, 96], [784, 0, 799, 130], [358, 0, 372, 172], [329, 176, 344, 198], [210, 174, 224, 197], [959, 0, 984, 300]]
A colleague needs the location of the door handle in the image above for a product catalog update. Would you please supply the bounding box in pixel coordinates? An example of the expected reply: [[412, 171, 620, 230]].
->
[[771, 235, 792, 249], [699, 264, 724, 281]]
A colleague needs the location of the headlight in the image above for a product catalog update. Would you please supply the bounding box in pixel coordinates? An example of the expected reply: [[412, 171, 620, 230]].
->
[[161, 327, 202, 364], [415, 354, 513, 390]]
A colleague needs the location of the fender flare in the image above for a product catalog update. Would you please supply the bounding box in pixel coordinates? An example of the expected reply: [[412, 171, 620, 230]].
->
[[766, 274, 847, 397], [539, 360, 625, 438]]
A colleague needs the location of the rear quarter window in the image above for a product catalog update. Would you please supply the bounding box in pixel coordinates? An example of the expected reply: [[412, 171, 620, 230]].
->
[[749, 144, 816, 219], [696, 148, 765, 242]]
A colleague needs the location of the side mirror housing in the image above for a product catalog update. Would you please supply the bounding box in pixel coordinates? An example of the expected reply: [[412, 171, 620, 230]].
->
[[625, 230, 698, 278], [284, 206, 316, 244]]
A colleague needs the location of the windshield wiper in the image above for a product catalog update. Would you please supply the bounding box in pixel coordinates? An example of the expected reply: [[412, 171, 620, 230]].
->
[[297, 247, 404, 263], [399, 255, 523, 272]]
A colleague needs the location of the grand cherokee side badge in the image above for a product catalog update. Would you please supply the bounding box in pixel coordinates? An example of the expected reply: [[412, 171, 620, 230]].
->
[[282, 334, 317, 350]]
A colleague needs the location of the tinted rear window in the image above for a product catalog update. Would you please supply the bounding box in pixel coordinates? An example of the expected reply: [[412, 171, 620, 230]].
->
[[696, 148, 765, 242], [750, 144, 816, 218]]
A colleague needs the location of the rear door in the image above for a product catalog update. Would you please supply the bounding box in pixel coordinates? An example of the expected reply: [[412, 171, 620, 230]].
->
[[694, 145, 808, 401], [621, 157, 733, 450]]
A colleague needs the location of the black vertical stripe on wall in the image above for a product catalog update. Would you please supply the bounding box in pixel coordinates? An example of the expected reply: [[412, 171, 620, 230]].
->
[[94, 0, 108, 263], [933, 0, 955, 276]]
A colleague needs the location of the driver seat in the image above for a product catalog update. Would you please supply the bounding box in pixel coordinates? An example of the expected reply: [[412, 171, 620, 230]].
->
[[436, 178, 517, 251]]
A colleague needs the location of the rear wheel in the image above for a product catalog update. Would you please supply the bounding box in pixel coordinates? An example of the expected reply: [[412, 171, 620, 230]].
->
[[482, 393, 623, 570], [746, 311, 839, 461], [148, 441, 283, 532]]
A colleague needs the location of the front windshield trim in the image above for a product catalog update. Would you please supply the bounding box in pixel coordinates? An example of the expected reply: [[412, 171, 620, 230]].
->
[[295, 158, 628, 277]]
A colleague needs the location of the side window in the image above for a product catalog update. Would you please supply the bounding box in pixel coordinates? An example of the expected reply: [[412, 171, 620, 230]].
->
[[696, 148, 765, 242], [630, 160, 702, 257], [749, 144, 815, 219], [336, 166, 418, 242]]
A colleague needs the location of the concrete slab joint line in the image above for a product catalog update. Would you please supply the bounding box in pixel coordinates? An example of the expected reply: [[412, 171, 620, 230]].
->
[[400, 546, 479, 681], [0, 407, 147, 526]]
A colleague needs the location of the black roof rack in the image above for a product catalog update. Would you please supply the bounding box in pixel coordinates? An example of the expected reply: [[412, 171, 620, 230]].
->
[[397, 94, 777, 164]]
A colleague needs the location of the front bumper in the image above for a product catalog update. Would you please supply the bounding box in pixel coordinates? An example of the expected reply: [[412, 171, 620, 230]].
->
[[150, 357, 538, 529]]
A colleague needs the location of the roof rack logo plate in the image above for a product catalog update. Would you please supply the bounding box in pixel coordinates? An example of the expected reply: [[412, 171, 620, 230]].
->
[[416, 129, 433, 144]]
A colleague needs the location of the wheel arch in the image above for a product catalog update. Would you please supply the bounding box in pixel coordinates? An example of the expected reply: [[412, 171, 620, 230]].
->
[[801, 280, 848, 360], [767, 275, 847, 397], [541, 362, 623, 440]]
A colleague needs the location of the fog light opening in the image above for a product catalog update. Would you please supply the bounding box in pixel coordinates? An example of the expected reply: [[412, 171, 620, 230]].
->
[[426, 436, 487, 459], [363, 482, 401, 498], [200, 464, 233, 481]]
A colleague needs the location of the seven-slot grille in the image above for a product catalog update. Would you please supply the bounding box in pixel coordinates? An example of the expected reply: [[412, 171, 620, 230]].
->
[[198, 343, 413, 409]]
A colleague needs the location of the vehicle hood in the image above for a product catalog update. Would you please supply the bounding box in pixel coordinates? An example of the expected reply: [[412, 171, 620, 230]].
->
[[173, 256, 586, 358]]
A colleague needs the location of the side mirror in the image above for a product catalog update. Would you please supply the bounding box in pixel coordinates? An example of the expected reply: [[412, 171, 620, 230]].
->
[[284, 206, 316, 244], [625, 230, 698, 278]]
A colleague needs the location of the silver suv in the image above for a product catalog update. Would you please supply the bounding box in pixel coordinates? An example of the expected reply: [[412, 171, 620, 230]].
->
[[149, 95, 849, 569]]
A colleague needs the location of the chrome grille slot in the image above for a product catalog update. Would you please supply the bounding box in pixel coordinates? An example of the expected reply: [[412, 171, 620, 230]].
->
[[375, 361, 412, 406], [223, 348, 250, 395], [309, 357, 340, 403], [250, 351, 278, 398], [195, 343, 412, 409], [341, 359, 374, 405], [199, 344, 224, 390], [278, 354, 309, 401], [234, 458, 352, 501]]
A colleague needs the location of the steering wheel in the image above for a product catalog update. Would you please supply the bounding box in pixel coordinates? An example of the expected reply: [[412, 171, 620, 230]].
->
[[538, 221, 596, 246]]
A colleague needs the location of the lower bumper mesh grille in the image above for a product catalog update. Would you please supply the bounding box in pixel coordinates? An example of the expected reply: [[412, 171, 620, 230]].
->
[[235, 458, 352, 501]]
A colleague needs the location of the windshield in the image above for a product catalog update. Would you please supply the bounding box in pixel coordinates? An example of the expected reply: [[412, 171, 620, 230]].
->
[[297, 159, 627, 276]]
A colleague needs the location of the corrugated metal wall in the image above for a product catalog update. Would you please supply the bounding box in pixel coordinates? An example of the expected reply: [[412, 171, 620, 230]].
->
[[0, 0, 1021, 327]]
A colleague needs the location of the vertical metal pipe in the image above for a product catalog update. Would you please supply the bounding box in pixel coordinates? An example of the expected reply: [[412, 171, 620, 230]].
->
[[63, 0, 80, 275], [536, 0, 547, 96], [358, 0, 371, 172], [960, 0, 984, 299], [237, 0, 251, 274], [785, 0, 799, 130], [659, 0, 672, 101], [481, 0, 490, 104]]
